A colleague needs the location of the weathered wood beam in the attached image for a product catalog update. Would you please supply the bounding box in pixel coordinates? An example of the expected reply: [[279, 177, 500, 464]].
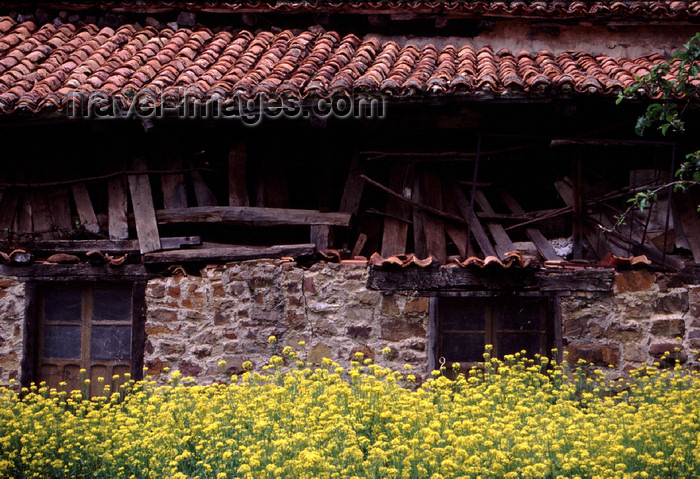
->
[[228, 143, 249, 207], [142, 243, 315, 264], [381, 164, 414, 257], [161, 153, 188, 209], [0, 264, 154, 281], [452, 183, 498, 258], [108, 176, 129, 240], [47, 188, 73, 238], [420, 170, 446, 264], [154, 206, 351, 227], [190, 162, 217, 207], [310, 225, 331, 251], [0, 237, 201, 254], [339, 151, 365, 216], [473, 190, 515, 259], [71, 183, 100, 234], [367, 266, 615, 293]]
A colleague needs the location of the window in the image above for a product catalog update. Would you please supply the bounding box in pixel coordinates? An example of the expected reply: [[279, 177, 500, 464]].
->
[[36, 283, 142, 395], [437, 296, 552, 368]]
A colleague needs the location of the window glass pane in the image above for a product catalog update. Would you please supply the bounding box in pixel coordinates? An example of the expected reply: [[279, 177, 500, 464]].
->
[[93, 288, 132, 322], [42, 325, 81, 359], [498, 300, 543, 331], [91, 326, 131, 360], [498, 332, 541, 357], [440, 298, 485, 331], [441, 333, 485, 363], [44, 289, 82, 322]]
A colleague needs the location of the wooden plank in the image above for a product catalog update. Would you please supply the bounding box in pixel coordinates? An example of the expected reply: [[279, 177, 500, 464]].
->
[[452, 183, 497, 258], [412, 174, 427, 258], [128, 157, 161, 254], [154, 206, 351, 227], [572, 157, 584, 259], [310, 225, 331, 251], [420, 170, 446, 264], [351, 233, 367, 257], [71, 183, 100, 234], [339, 151, 364, 215], [0, 189, 19, 235], [367, 266, 615, 293], [499, 189, 562, 261], [675, 191, 700, 263], [108, 176, 129, 240], [31, 191, 53, 239], [381, 164, 414, 257], [161, 154, 187, 209], [228, 143, 249, 207], [47, 188, 73, 239], [0, 237, 200, 254], [143, 243, 315, 264], [473, 190, 515, 259], [190, 162, 217, 207], [442, 184, 468, 258]]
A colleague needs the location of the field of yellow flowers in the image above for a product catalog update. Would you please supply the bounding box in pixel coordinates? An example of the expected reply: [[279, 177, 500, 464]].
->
[[0, 343, 698, 479]]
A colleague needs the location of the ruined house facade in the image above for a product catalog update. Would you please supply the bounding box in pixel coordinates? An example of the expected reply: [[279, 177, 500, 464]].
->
[[0, 1, 698, 392]]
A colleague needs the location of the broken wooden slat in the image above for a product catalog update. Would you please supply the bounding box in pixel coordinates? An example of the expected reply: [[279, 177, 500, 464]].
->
[[339, 151, 365, 215], [351, 233, 367, 258], [0, 189, 19, 236], [18, 192, 33, 234], [190, 162, 217, 207], [310, 225, 331, 251], [452, 184, 497, 258], [71, 183, 100, 234], [47, 188, 73, 239], [228, 143, 249, 207], [31, 191, 53, 240], [108, 176, 129, 240], [499, 189, 562, 261], [161, 154, 188, 209], [442, 180, 469, 258], [381, 164, 414, 257], [128, 157, 161, 254], [420, 170, 446, 264], [154, 206, 351, 227], [473, 189, 516, 259], [0, 236, 200, 254], [142, 243, 315, 264]]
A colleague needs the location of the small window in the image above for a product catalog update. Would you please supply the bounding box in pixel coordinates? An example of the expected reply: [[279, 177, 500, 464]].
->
[[437, 297, 550, 369], [37, 284, 136, 395]]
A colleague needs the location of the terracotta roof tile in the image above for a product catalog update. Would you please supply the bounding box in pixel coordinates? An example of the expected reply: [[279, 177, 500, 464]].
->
[[14, 1, 700, 20], [0, 17, 691, 114]]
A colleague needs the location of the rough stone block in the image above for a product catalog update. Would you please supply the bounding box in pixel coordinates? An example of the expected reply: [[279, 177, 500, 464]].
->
[[381, 319, 426, 342], [349, 344, 375, 361], [148, 308, 178, 322], [650, 319, 685, 338], [404, 297, 430, 316], [179, 360, 203, 377], [308, 343, 333, 364], [214, 312, 231, 326], [623, 344, 647, 362], [381, 296, 400, 317], [562, 317, 585, 337], [613, 270, 654, 293], [603, 323, 642, 342], [566, 342, 620, 367], [145, 324, 171, 336], [357, 290, 381, 305], [654, 290, 689, 314], [347, 325, 372, 339], [250, 308, 281, 323], [145, 358, 166, 375], [303, 276, 316, 294], [648, 342, 687, 363]]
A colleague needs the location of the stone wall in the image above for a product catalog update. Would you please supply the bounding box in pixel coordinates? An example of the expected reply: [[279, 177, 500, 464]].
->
[[0, 276, 24, 386], [144, 260, 430, 384], [562, 269, 699, 375]]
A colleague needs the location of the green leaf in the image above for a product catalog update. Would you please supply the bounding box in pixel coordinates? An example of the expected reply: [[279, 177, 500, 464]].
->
[[693, 171, 700, 183]]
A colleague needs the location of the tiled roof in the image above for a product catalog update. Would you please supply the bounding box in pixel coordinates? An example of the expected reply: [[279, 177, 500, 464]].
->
[[0, 17, 678, 114], [11, 1, 700, 20]]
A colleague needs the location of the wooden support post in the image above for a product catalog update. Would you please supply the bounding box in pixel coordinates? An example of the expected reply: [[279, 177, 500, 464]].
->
[[351, 233, 367, 258], [228, 143, 249, 207], [71, 183, 100, 234], [108, 176, 129, 240], [412, 175, 427, 259], [381, 164, 414, 257], [310, 225, 331, 252], [0, 190, 19, 237], [128, 157, 161, 254], [30, 191, 52, 240], [443, 180, 469, 258], [452, 183, 497, 258]]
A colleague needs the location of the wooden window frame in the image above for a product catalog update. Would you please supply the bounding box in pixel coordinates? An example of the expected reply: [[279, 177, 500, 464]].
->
[[431, 293, 559, 371], [22, 281, 146, 392]]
